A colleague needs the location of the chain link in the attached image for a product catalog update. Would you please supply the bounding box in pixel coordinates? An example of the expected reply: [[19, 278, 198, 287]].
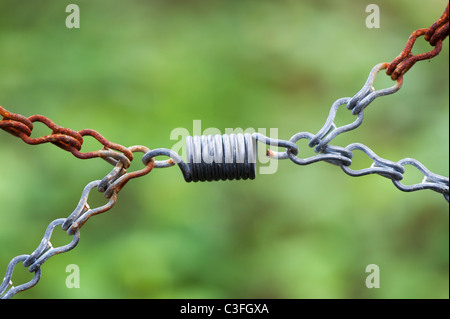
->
[[0, 107, 134, 166], [257, 62, 449, 202], [387, 4, 449, 80], [0, 145, 155, 299]]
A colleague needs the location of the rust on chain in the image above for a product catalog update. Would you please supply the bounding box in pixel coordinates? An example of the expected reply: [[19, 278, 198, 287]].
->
[[78, 129, 134, 163], [387, 3, 449, 80], [0, 105, 133, 166], [103, 145, 155, 198]]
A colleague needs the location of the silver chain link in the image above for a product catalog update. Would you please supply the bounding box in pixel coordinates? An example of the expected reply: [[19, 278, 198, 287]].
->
[[0, 146, 150, 299], [254, 63, 449, 202]]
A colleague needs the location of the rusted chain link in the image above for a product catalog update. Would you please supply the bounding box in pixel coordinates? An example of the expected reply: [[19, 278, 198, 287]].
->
[[0, 106, 133, 167], [387, 3, 449, 80]]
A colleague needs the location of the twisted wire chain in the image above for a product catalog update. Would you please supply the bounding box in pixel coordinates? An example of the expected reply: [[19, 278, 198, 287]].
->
[[258, 62, 449, 201], [386, 3, 449, 80], [0, 146, 155, 299], [255, 5, 449, 199], [0, 106, 133, 167]]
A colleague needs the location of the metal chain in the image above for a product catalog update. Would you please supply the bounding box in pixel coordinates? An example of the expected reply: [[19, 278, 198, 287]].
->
[[0, 146, 155, 299], [0, 106, 134, 167], [252, 62, 449, 202], [1, 3, 449, 298], [387, 3, 449, 80]]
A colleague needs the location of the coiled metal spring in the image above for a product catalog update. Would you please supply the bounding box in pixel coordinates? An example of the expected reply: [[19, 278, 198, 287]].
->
[[142, 133, 258, 183], [186, 133, 257, 182]]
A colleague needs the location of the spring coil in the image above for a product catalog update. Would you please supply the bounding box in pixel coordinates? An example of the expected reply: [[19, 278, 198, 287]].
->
[[186, 133, 257, 182]]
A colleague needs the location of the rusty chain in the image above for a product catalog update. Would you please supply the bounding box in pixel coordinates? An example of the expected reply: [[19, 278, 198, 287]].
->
[[387, 3, 449, 80], [0, 106, 134, 167], [1, 4, 449, 298]]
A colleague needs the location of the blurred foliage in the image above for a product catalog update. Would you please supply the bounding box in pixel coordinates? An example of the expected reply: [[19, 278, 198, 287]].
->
[[0, 0, 448, 299]]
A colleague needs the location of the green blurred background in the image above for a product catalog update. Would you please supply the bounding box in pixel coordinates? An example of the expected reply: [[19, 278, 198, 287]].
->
[[0, 0, 448, 299]]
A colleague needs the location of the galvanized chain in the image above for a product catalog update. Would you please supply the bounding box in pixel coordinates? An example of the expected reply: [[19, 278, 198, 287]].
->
[[1, 3, 449, 298], [0, 146, 155, 299], [253, 62, 449, 202]]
